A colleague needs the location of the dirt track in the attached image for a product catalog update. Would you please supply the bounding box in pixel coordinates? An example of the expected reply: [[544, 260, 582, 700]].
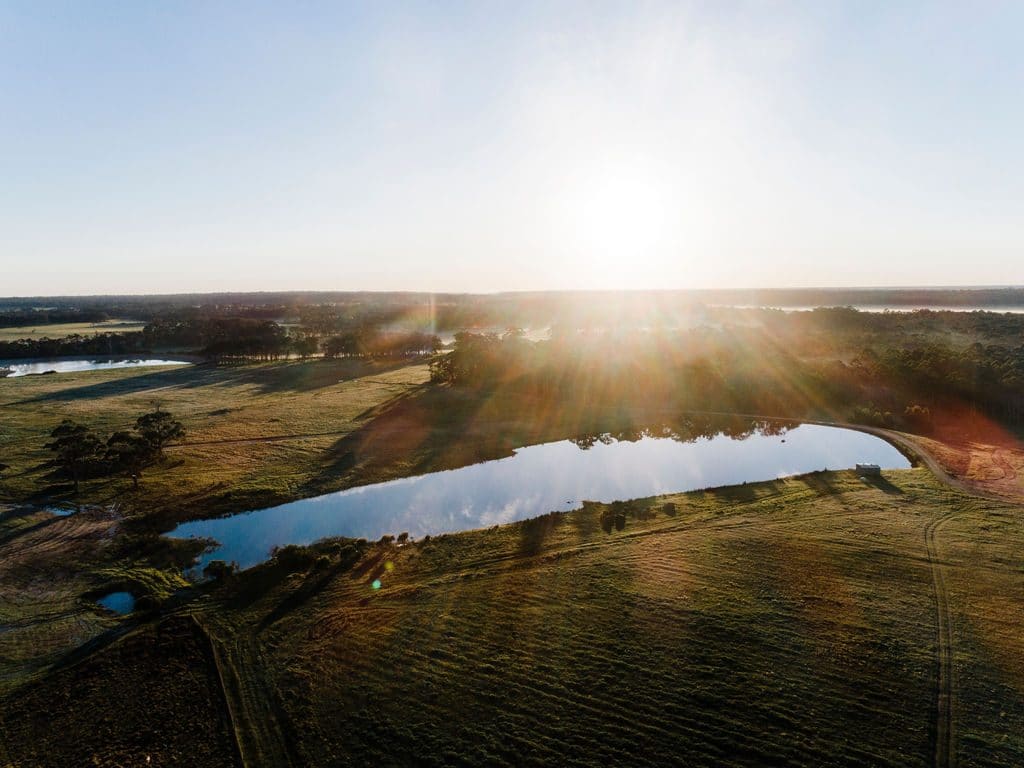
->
[[924, 512, 957, 768]]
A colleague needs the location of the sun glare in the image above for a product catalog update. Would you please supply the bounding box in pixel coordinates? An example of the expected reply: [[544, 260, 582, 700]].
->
[[554, 161, 675, 287]]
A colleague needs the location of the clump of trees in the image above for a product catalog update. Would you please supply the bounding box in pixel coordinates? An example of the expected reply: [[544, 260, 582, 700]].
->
[[427, 323, 1024, 431], [46, 421, 105, 493], [203, 559, 238, 581], [45, 408, 185, 493], [322, 329, 441, 359]]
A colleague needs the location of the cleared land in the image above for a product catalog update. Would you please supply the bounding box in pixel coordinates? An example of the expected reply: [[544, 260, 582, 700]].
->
[[2, 360, 1023, 766], [0, 320, 146, 343]]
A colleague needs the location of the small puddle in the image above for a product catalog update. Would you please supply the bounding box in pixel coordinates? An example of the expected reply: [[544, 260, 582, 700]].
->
[[96, 591, 135, 615]]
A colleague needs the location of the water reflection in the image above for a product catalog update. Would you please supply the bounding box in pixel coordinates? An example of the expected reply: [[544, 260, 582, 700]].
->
[[1, 358, 191, 377], [96, 591, 135, 615], [170, 420, 910, 572]]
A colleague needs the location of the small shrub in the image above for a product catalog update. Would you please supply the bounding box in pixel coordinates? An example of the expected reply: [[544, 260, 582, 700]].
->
[[203, 559, 237, 581], [662, 502, 677, 516], [273, 544, 314, 572]]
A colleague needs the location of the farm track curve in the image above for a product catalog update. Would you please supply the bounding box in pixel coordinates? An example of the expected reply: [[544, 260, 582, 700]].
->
[[924, 512, 957, 768]]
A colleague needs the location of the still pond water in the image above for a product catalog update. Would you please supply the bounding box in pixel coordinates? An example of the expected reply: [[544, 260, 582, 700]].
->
[[170, 423, 910, 572], [96, 591, 135, 615], [1, 358, 191, 377]]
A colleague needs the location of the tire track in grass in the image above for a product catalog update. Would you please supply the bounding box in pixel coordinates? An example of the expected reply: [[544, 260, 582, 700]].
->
[[925, 512, 957, 768]]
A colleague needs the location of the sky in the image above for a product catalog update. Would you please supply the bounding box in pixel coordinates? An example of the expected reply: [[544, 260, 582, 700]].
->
[[1, 1, 1022, 296]]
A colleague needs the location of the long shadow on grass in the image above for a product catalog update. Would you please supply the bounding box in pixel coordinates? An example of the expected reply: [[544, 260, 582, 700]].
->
[[7, 358, 425, 405], [299, 383, 497, 498], [858, 473, 905, 495]]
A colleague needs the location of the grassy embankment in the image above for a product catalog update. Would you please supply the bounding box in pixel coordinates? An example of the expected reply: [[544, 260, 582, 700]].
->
[[3, 468, 1024, 766]]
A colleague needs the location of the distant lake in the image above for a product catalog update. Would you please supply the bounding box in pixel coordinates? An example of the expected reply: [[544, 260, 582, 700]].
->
[[0, 358, 192, 377], [714, 304, 1024, 314], [170, 423, 911, 572]]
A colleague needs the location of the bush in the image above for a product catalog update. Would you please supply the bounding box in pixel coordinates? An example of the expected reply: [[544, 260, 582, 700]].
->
[[203, 559, 237, 581], [904, 403, 933, 432], [661, 502, 677, 516], [313, 555, 331, 571], [272, 544, 314, 572]]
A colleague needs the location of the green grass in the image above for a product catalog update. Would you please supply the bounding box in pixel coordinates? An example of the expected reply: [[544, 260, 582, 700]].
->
[[2, 359, 1024, 766], [0, 358, 693, 524], [0, 319, 146, 343], [4, 469, 1023, 766], [215, 470, 1024, 767], [0, 359, 433, 521]]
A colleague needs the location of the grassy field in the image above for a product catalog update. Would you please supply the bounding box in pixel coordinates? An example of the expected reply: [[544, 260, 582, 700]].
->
[[0, 359, 434, 520], [0, 319, 146, 343], [2, 360, 1024, 766], [2, 469, 1023, 766], [0, 358, 729, 523]]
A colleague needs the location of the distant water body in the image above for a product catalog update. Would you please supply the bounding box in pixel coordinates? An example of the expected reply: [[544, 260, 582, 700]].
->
[[715, 304, 1024, 314], [0, 358, 191, 377]]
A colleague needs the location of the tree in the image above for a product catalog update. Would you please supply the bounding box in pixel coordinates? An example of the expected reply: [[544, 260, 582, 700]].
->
[[105, 430, 156, 489], [46, 420, 103, 493], [203, 559, 237, 581], [292, 334, 320, 360], [134, 408, 184, 456]]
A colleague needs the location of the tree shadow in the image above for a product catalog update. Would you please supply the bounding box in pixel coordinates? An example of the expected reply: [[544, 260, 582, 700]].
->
[[8, 363, 230, 404], [704, 478, 787, 505], [518, 512, 561, 556], [7, 357, 426, 405], [858, 473, 904, 495], [570, 501, 601, 539], [796, 470, 842, 495], [301, 383, 497, 499]]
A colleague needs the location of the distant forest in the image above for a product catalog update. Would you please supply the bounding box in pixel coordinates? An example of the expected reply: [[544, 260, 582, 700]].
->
[[2, 286, 1024, 327], [2, 292, 1023, 432]]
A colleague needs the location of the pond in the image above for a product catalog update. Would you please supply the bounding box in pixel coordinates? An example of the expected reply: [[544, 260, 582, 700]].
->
[[96, 591, 135, 615], [169, 422, 911, 572], [0, 358, 192, 377]]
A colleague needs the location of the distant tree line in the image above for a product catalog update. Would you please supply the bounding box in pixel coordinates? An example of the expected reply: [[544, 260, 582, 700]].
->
[[0, 332, 150, 360], [0, 318, 441, 363], [0, 308, 110, 328], [322, 329, 442, 359]]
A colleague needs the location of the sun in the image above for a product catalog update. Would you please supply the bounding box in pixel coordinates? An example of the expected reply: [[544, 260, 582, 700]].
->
[[552, 160, 675, 287]]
